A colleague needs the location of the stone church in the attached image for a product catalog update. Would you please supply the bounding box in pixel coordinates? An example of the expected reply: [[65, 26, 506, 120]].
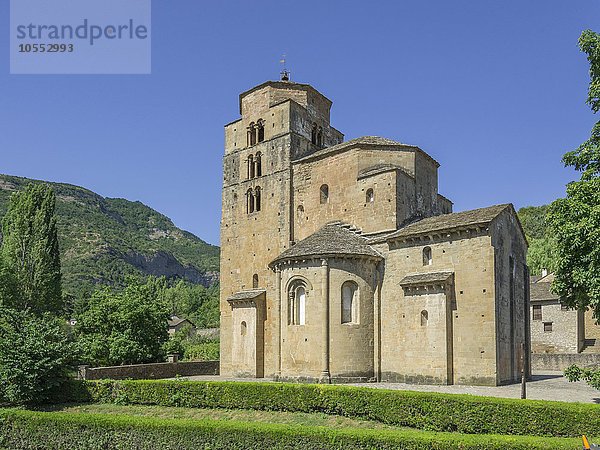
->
[[220, 78, 530, 386]]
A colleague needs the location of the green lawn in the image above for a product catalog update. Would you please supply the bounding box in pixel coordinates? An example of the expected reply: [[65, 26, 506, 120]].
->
[[38, 403, 406, 430]]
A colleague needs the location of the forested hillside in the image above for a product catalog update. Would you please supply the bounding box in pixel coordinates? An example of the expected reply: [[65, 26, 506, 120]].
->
[[0, 174, 220, 299], [517, 204, 556, 277]]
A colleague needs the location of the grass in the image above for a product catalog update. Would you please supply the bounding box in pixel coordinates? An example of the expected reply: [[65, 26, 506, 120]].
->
[[37, 403, 407, 430], [0, 406, 585, 450]]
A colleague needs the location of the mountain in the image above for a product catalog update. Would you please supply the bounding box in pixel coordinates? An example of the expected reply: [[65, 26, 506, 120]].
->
[[0, 174, 220, 297]]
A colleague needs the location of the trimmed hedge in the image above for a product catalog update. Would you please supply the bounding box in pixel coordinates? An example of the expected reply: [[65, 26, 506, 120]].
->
[[0, 408, 582, 449], [53, 379, 600, 438]]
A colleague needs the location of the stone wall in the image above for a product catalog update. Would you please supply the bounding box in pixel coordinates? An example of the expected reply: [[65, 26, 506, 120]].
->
[[530, 301, 581, 353], [80, 361, 219, 380], [379, 232, 498, 386], [532, 353, 600, 371]]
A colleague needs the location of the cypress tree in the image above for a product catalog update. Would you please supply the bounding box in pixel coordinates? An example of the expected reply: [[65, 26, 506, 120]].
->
[[0, 183, 62, 315]]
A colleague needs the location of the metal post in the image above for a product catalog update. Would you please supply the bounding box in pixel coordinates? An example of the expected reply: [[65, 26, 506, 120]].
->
[[520, 342, 526, 399]]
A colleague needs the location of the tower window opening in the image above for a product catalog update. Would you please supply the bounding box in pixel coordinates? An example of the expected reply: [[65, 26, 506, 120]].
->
[[421, 310, 428, 326], [248, 122, 257, 146], [257, 120, 265, 143], [320, 184, 329, 204], [241, 321, 247, 336], [246, 189, 255, 213], [366, 188, 374, 203], [423, 246, 432, 266], [247, 154, 255, 179], [317, 127, 323, 147], [311, 124, 317, 145], [255, 152, 262, 177], [252, 274, 259, 289], [254, 187, 261, 212]]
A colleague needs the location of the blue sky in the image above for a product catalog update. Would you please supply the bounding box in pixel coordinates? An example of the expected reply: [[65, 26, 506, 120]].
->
[[1, 1, 598, 245]]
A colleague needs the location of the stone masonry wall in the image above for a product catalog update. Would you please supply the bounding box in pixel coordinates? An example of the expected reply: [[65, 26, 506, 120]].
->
[[81, 361, 219, 380]]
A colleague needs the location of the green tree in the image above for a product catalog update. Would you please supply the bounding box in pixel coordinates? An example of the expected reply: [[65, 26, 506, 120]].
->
[[0, 308, 75, 404], [548, 30, 600, 319], [517, 205, 558, 276], [0, 184, 62, 315], [76, 277, 170, 366]]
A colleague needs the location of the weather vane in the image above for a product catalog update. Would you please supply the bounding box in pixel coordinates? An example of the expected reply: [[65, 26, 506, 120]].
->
[[280, 53, 290, 81]]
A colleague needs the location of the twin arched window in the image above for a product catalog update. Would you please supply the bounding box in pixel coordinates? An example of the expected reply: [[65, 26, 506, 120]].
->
[[288, 282, 307, 325], [246, 187, 262, 213], [320, 184, 329, 204], [341, 281, 359, 324], [247, 152, 262, 179], [248, 120, 265, 147]]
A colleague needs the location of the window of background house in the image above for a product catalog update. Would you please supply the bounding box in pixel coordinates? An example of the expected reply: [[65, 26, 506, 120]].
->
[[543, 322, 553, 332], [533, 305, 542, 321]]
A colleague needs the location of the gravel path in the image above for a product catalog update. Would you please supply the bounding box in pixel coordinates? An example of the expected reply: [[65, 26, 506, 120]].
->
[[181, 371, 600, 404]]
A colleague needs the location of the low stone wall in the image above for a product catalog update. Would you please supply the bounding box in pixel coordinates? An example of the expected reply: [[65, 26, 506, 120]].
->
[[80, 360, 219, 380], [532, 353, 600, 371]]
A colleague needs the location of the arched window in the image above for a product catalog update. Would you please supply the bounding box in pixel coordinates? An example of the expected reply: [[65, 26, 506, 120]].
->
[[247, 154, 255, 179], [248, 123, 257, 146], [423, 246, 432, 266], [257, 120, 265, 143], [289, 283, 307, 325], [341, 281, 358, 324], [254, 187, 261, 212], [296, 204, 304, 221], [317, 127, 323, 147], [421, 310, 428, 326], [246, 189, 254, 213], [320, 184, 329, 204], [311, 124, 317, 145], [252, 274, 259, 289], [255, 152, 262, 177], [241, 321, 247, 336], [248, 123, 255, 147], [366, 188, 374, 203]]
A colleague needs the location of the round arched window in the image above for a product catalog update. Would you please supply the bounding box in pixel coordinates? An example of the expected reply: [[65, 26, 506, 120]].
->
[[366, 188, 374, 203]]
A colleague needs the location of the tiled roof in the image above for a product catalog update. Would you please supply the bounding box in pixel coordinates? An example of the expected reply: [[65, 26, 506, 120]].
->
[[270, 223, 382, 266], [357, 163, 413, 180], [294, 136, 433, 164], [379, 204, 511, 242], [399, 271, 454, 286], [530, 282, 559, 302], [168, 315, 194, 328], [226, 289, 266, 301]]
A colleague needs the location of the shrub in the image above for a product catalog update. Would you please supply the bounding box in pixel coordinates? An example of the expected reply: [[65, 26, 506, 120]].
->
[[0, 408, 582, 450], [0, 309, 75, 404], [54, 379, 600, 438], [182, 341, 219, 361]]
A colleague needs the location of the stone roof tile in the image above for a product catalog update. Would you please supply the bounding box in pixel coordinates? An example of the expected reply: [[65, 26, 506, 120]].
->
[[294, 136, 436, 164], [530, 282, 559, 302], [380, 204, 511, 242], [399, 271, 454, 286], [226, 289, 266, 301], [270, 223, 382, 266]]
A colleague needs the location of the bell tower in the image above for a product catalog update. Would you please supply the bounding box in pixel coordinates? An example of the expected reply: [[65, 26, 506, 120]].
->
[[220, 79, 343, 377]]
